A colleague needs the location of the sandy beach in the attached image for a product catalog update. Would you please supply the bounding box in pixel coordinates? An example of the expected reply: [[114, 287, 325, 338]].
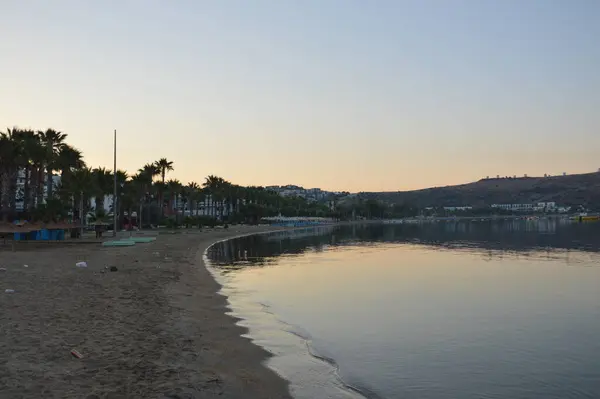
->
[[0, 226, 292, 399]]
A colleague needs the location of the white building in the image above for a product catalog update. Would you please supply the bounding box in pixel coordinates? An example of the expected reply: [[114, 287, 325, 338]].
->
[[182, 194, 235, 219], [491, 203, 535, 211], [89, 195, 115, 214], [88, 193, 237, 220], [267, 185, 333, 202], [15, 170, 61, 211], [491, 202, 557, 212], [536, 202, 556, 211], [443, 206, 473, 211]]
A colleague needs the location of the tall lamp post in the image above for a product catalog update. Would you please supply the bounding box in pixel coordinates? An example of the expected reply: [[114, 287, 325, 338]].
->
[[113, 129, 117, 237]]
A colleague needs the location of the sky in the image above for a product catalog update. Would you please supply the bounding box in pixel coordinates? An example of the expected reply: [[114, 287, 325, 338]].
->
[[1, 0, 599, 192]]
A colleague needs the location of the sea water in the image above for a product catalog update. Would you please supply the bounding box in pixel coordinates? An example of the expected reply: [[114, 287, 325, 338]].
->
[[207, 221, 600, 399]]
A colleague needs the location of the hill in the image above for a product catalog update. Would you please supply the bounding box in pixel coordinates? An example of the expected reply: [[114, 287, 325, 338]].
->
[[360, 172, 600, 210]]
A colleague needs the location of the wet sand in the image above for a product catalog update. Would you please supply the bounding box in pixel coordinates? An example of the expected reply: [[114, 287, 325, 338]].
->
[[0, 226, 292, 399]]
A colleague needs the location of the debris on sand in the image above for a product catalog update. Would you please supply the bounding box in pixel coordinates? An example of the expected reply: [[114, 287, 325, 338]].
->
[[71, 349, 84, 359]]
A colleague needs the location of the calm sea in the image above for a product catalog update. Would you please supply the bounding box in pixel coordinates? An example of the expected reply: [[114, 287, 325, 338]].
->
[[206, 220, 600, 399]]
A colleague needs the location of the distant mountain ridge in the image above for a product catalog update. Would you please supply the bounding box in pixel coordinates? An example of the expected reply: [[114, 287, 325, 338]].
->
[[360, 171, 600, 209]]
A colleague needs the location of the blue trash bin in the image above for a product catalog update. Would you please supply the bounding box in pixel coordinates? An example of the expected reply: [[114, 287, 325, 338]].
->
[[40, 229, 50, 240]]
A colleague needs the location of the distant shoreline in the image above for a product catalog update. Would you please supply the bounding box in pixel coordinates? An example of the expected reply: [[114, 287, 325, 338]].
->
[[382, 214, 598, 223]]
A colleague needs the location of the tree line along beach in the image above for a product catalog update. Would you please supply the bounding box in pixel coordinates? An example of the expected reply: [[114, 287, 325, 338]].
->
[[0, 126, 336, 398]]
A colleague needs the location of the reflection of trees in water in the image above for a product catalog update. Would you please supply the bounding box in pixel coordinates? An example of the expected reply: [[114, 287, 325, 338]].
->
[[207, 221, 600, 270], [208, 227, 340, 271]]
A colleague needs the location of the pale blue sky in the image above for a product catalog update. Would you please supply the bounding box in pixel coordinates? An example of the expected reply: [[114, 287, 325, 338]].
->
[[1, 0, 599, 191]]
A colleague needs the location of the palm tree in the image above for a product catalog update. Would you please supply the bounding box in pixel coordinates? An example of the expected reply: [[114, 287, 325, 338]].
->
[[185, 186, 207, 221], [56, 144, 85, 179], [27, 132, 49, 210], [154, 158, 173, 217], [11, 129, 38, 212], [155, 158, 173, 184], [186, 182, 201, 217], [0, 128, 24, 218], [111, 170, 129, 230], [228, 184, 244, 218], [139, 163, 160, 181], [203, 176, 215, 218], [38, 129, 67, 199], [204, 175, 228, 219], [120, 177, 142, 230], [92, 167, 113, 215], [220, 180, 236, 221], [0, 132, 17, 220], [130, 173, 150, 228], [166, 179, 183, 223], [134, 164, 158, 226], [152, 181, 166, 217], [62, 167, 94, 232], [115, 170, 128, 186], [54, 144, 85, 211]]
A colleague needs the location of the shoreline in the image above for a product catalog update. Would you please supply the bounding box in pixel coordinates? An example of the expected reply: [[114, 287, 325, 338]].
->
[[165, 225, 295, 399], [203, 226, 373, 399], [0, 225, 295, 398]]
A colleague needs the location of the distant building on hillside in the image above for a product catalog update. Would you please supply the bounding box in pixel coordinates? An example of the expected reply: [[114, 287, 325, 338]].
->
[[267, 185, 336, 202], [491, 202, 557, 212], [536, 202, 556, 210], [491, 203, 534, 211], [443, 206, 473, 211]]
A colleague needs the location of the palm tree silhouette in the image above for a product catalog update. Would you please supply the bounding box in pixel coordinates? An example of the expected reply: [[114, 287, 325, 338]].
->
[[155, 158, 174, 184], [155, 158, 173, 218], [38, 129, 67, 199]]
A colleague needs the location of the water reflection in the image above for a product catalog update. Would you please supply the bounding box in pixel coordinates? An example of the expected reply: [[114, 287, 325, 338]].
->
[[207, 220, 600, 399], [207, 220, 600, 268]]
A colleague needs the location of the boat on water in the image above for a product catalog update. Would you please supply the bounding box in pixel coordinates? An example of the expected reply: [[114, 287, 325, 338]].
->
[[570, 213, 600, 222]]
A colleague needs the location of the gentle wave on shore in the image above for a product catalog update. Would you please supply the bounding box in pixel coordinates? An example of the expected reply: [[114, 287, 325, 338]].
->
[[205, 251, 368, 399], [206, 222, 600, 399]]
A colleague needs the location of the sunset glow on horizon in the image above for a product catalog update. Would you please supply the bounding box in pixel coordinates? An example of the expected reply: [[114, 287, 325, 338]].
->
[[2, 1, 599, 192]]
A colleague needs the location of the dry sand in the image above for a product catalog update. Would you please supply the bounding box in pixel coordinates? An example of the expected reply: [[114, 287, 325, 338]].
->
[[0, 226, 292, 399]]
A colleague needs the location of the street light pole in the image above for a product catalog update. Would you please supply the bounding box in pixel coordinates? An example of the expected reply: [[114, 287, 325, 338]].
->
[[113, 129, 117, 237]]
